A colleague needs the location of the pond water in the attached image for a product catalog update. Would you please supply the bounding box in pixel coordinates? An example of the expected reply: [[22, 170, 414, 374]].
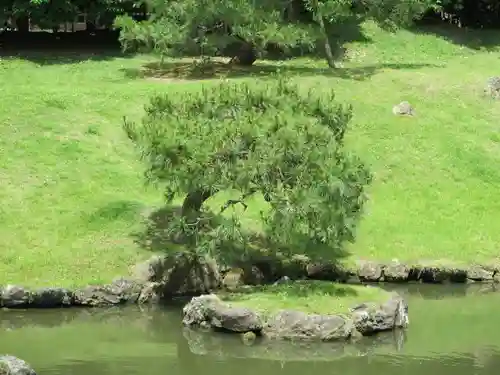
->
[[2, 284, 500, 375]]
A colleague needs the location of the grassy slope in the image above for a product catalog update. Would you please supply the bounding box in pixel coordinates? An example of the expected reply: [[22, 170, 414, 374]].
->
[[1, 22, 500, 287]]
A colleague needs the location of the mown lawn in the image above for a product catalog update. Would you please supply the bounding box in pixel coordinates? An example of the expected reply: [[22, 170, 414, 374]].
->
[[1, 22, 500, 287]]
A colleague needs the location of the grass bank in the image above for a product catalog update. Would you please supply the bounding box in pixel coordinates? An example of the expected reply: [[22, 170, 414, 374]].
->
[[1, 22, 500, 287], [221, 281, 391, 317]]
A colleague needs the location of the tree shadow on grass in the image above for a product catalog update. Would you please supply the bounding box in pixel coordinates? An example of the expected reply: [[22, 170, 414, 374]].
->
[[0, 49, 134, 66], [131, 205, 350, 268], [0, 31, 133, 65], [121, 60, 442, 82], [409, 23, 500, 51], [83, 200, 146, 231]]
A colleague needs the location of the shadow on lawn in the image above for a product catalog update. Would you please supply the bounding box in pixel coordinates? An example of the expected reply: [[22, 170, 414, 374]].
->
[[0, 49, 133, 66], [0, 30, 132, 65], [410, 23, 500, 51], [131, 205, 350, 267], [122, 60, 442, 82]]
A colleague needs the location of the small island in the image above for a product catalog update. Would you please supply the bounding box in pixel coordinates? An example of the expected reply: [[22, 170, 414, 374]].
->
[[182, 280, 408, 343]]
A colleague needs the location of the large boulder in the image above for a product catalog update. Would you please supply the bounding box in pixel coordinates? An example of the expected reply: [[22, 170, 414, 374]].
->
[[182, 294, 263, 333], [0, 355, 36, 375], [265, 310, 356, 341], [351, 293, 409, 335], [131, 252, 221, 298]]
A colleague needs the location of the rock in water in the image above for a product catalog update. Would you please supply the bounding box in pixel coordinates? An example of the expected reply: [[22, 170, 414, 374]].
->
[[182, 294, 263, 333], [265, 310, 355, 341], [392, 101, 415, 116], [73, 278, 143, 307], [351, 293, 409, 335], [0, 355, 36, 375]]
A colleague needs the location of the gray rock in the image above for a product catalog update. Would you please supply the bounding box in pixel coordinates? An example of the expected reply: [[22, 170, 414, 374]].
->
[[384, 260, 410, 282], [210, 306, 263, 333], [182, 294, 224, 327], [351, 294, 409, 335], [265, 310, 355, 341], [306, 262, 354, 282], [222, 268, 245, 290], [131, 255, 166, 282], [31, 287, 73, 308], [357, 261, 383, 282], [0, 285, 32, 308], [137, 282, 162, 304], [182, 294, 263, 333], [131, 252, 221, 298], [0, 355, 36, 375], [73, 278, 143, 307], [392, 101, 415, 116], [467, 265, 494, 282], [485, 76, 500, 99]]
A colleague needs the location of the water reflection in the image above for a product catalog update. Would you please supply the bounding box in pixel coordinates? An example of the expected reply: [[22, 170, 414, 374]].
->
[[180, 327, 407, 360], [381, 283, 499, 300], [1, 285, 500, 375]]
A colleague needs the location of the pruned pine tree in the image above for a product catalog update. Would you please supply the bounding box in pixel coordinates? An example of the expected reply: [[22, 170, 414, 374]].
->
[[115, 0, 433, 68], [124, 77, 372, 264]]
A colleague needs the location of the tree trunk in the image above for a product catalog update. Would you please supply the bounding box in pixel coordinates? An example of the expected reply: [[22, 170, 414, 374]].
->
[[15, 16, 30, 33], [181, 189, 213, 217], [229, 39, 258, 66], [86, 21, 96, 33], [312, 0, 336, 68]]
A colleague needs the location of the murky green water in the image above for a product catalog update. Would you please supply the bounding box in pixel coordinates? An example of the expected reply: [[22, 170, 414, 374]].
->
[[2, 284, 500, 375]]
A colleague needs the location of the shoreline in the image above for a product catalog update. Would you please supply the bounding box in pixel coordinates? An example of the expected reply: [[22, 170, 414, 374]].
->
[[1, 255, 499, 309]]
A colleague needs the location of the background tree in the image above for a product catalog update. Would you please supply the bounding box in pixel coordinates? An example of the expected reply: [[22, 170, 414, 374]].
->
[[123, 77, 372, 264], [114, 0, 434, 68]]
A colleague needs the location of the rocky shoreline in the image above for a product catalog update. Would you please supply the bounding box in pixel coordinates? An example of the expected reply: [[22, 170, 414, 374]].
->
[[181, 292, 409, 342], [0, 253, 498, 309]]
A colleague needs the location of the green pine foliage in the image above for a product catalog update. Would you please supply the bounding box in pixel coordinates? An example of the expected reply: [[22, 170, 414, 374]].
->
[[114, 0, 433, 67], [123, 77, 372, 263]]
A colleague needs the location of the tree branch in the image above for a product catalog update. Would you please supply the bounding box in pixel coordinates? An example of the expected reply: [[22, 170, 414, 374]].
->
[[220, 189, 257, 213]]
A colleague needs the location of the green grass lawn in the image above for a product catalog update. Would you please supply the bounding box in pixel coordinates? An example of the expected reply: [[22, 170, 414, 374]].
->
[[1, 22, 500, 287]]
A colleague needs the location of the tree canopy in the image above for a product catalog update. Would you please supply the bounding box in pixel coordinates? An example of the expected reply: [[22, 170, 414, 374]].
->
[[123, 77, 372, 263], [0, 0, 140, 31], [115, 0, 433, 68]]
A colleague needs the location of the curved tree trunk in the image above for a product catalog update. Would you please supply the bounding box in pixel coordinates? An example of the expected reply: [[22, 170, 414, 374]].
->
[[176, 189, 215, 246], [181, 189, 214, 217]]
